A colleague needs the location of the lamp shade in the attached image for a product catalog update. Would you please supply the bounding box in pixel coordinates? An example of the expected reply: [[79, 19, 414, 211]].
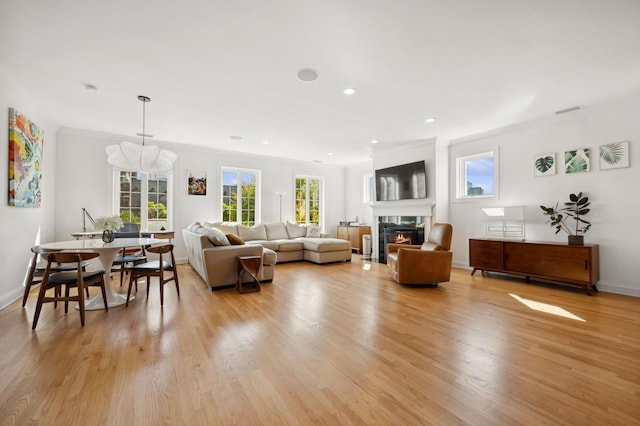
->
[[106, 141, 177, 174]]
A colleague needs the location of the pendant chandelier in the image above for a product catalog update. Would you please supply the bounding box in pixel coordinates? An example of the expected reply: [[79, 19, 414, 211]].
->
[[106, 95, 177, 173]]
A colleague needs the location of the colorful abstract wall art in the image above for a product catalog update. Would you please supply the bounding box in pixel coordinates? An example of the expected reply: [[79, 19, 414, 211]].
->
[[8, 108, 44, 207]]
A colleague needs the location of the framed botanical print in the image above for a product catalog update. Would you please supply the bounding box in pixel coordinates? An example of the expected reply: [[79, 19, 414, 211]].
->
[[599, 141, 630, 170], [534, 153, 556, 176], [564, 148, 591, 174]]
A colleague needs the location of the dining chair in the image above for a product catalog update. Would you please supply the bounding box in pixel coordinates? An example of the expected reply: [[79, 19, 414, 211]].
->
[[112, 222, 147, 286], [32, 252, 108, 330], [126, 244, 179, 306], [23, 246, 90, 307]]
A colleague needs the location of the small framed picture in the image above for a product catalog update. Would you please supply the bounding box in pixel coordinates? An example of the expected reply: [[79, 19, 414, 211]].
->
[[534, 153, 556, 176], [564, 148, 591, 174], [188, 170, 207, 196], [599, 141, 629, 170]]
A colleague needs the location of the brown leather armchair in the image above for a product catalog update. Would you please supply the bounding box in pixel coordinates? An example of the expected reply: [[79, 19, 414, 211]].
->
[[386, 223, 453, 285]]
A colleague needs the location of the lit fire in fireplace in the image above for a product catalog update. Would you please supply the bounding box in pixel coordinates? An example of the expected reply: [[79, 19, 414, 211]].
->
[[394, 233, 413, 244]]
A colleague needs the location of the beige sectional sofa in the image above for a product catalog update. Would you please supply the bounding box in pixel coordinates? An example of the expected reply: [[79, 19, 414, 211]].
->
[[182, 221, 351, 290]]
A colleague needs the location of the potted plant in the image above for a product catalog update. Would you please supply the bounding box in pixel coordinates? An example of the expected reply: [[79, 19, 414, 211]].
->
[[540, 192, 591, 245]]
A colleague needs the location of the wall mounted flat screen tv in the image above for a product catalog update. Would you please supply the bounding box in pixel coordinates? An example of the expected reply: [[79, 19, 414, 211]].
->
[[375, 161, 427, 201]]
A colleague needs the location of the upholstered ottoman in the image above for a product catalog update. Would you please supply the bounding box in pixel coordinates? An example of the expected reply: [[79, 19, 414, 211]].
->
[[300, 238, 352, 264]]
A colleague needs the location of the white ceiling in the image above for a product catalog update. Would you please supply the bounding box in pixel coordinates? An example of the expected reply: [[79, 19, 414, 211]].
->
[[2, 0, 639, 166]]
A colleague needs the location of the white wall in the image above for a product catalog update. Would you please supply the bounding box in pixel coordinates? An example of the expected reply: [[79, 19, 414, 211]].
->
[[449, 92, 640, 296], [55, 129, 347, 264], [344, 160, 374, 226], [0, 67, 59, 309]]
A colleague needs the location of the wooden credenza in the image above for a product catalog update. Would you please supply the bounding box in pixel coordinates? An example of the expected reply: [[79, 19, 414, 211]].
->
[[469, 238, 600, 295], [337, 226, 371, 254]]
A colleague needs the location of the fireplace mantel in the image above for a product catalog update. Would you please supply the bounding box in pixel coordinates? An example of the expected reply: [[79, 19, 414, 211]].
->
[[372, 200, 435, 218]]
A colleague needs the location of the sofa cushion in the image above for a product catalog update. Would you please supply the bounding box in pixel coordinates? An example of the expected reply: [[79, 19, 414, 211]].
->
[[420, 242, 440, 251], [305, 224, 322, 237], [301, 238, 351, 253], [264, 222, 289, 240], [262, 248, 277, 265], [238, 224, 267, 241], [248, 240, 279, 251], [275, 240, 304, 252], [286, 221, 307, 238], [226, 234, 245, 245], [203, 227, 230, 246], [205, 221, 239, 236]]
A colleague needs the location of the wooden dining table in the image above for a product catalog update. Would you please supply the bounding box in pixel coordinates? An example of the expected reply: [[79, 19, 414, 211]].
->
[[37, 238, 160, 310]]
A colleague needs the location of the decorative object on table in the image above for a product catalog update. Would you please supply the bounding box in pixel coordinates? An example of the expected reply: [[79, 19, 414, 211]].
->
[[533, 153, 556, 176], [188, 170, 207, 195], [105, 95, 177, 173], [599, 141, 630, 170], [540, 192, 591, 245], [564, 148, 591, 174], [8, 108, 44, 208], [95, 215, 124, 243]]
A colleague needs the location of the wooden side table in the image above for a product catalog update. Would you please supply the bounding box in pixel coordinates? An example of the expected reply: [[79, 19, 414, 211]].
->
[[236, 255, 262, 294]]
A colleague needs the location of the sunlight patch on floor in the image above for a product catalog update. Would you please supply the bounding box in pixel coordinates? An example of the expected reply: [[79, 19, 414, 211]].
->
[[362, 263, 371, 271], [509, 293, 585, 322]]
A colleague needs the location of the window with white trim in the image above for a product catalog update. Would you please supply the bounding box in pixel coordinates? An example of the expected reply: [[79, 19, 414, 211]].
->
[[222, 167, 260, 225], [456, 151, 496, 199], [115, 170, 172, 231], [295, 175, 322, 225]]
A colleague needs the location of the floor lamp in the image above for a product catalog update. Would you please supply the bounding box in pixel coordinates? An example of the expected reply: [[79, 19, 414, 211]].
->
[[275, 191, 286, 221]]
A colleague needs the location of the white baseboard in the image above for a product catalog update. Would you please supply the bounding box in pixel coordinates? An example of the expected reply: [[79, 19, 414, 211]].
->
[[455, 262, 639, 298], [0, 287, 23, 311]]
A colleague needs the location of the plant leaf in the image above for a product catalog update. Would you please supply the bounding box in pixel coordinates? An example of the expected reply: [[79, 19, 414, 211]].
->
[[535, 156, 554, 173], [600, 143, 625, 165]]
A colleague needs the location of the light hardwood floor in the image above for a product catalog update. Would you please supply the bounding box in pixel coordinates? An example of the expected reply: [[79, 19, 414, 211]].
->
[[1, 257, 639, 425]]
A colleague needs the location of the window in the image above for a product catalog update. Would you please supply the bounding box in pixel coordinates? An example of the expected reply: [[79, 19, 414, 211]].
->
[[222, 168, 260, 225], [456, 151, 496, 199], [295, 175, 322, 225], [115, 171, 171, 231]]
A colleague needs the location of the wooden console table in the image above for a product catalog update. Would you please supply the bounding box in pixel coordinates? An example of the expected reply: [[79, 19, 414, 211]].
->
[[337, 225, 371, 253], [469, 238, 600, 295]]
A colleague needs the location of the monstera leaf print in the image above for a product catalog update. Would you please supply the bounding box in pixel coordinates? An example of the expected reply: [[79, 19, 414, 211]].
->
[[564, 149, 591, 173], [535, 156, 554, 173]]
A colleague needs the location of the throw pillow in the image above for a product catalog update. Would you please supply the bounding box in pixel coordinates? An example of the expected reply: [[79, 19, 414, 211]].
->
[[306, 225, 321, 237], [238, 224, 267, 241], [226, 233, 245, 245], [264, 222, 289, 240], [285, 220, 307, 238], [203, 227, 230, 246], [186, 222, 201, 232]]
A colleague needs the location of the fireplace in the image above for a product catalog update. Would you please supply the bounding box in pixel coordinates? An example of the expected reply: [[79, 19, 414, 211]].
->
[[378, 216, 425, 263]]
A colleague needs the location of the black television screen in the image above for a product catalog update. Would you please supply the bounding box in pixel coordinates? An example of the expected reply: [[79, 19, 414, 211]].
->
[[375, 161, 427, 201]]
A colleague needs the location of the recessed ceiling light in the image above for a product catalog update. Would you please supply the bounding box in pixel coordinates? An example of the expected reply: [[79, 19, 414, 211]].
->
[[343, 88, 355, 95], [370, 140, 379, 144], [84, 83, 97, 92], [297, 68, 318, 82], [313, 160, 323, 163], [263, 140, 269, 145], [230, 135, 243, 140], [425, 117, 436, 123]]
